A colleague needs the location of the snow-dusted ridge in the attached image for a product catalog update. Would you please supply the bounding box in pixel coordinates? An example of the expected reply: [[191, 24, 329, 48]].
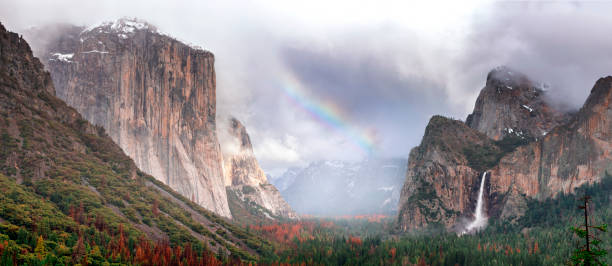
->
[[49, 53, 73, 63], [81, 17, 156, 35], [81, 50, 109, 54], [80, 17, 208, 52]]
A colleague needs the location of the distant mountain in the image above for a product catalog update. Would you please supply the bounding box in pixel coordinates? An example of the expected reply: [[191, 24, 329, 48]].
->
[[0, 21, 269, 263], [24, 18, 294, 221], [398, 66, 612, 232], [272, 158, 407, 216]]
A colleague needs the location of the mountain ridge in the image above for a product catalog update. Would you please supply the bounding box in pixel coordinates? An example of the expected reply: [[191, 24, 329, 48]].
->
[[398, 67, 612, 231]]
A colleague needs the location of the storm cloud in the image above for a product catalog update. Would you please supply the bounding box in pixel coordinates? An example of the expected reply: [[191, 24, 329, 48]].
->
[[2, 0, 611, 175]]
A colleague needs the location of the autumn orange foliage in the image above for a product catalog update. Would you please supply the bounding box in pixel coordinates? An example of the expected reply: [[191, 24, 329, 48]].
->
[[334, 214, 389, 223], [249, 221, 329, 246], [132, 237, 223, 266], [348, 236, 363, 246], [0, 240, 5, 257]]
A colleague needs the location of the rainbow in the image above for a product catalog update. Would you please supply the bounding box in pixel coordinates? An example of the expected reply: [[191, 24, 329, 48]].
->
[[280, 72, 376, 154]]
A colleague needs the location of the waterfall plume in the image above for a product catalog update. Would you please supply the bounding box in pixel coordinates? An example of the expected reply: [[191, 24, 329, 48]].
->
[[461, 172, 488, 235]]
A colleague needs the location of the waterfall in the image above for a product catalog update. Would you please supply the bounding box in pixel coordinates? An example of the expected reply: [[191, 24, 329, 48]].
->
[[462, 172, 488, 234]]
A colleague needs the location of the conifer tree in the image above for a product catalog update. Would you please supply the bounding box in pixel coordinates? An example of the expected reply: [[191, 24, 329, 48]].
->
[[570, 195, 608, 266], [34, 236, 45, 259]]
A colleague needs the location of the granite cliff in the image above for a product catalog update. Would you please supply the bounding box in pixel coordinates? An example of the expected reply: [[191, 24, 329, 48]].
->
[[397, 116, 496, 231], [221, 117, 297, 221], [466, 66, 569, 141], [489, 76, 612, 220], [0, 21, 270, 261], [27, 18, 296, 220], [398, 67, 612, 231], [30, 18, 229, 217]]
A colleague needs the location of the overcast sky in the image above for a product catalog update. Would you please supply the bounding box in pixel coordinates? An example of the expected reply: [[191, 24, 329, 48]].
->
[[2, 0, 612, 176]]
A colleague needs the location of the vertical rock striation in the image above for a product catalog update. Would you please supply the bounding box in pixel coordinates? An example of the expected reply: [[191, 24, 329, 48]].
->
[[398, 66, 612, 231], [34, 18, 231, 217], [221, 117, 297, 220], [489, 76, 612, 200], [397, 116, 492, 231]]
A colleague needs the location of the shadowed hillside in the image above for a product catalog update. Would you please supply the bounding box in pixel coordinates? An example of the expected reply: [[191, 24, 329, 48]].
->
[[0, 22, 272, 264]]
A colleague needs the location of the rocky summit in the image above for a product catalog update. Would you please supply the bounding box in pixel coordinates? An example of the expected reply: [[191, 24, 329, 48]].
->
[[398, 67, 612, 231], [466, 66, 570, 141]]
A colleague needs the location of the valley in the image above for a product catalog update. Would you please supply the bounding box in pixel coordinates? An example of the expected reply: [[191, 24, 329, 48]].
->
[[0, 5, 611, 265]]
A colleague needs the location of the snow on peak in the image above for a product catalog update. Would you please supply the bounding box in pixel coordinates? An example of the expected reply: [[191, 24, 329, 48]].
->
[[110, 18, 149, 33], [504, 128, 526, 138], [49, 52, 74, 63], [81, 17, 157, 35], [81, 50, 109, 54], [80, 18, 208, 52]]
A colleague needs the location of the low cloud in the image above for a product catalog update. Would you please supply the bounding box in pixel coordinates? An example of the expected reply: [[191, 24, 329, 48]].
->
[[3, 1, 612, 174], [460, 2, 612, 111]]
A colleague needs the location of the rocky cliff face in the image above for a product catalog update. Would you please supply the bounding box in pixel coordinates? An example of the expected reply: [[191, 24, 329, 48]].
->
[[466, 66, 569, 141], [31, 18, 231, 217], [398, 68, 612, 231], [489, 76, 612, 214], [397, 116, 493, 231], [221, 117, 297, 220]]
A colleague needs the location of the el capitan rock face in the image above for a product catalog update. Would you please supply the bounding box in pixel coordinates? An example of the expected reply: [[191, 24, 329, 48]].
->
[[0, 23, 273, 259], [466, 66, 569, 141], [398, 68, 612, 231], [34, 18, 231, 217], [221, 117, 297, 220]]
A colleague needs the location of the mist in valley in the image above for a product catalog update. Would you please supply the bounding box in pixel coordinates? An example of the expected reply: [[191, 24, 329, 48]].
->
[[1, 1, 612, 265]]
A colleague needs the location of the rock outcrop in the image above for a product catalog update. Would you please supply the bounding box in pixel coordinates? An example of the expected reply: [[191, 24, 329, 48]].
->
[[30, 18, 231, 217], [397, 116, 494, 231], [489, 76, 612, 201], [398, 67, 612, 231], [221, 117, 297, 220], [466, 66, 569, 140]]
